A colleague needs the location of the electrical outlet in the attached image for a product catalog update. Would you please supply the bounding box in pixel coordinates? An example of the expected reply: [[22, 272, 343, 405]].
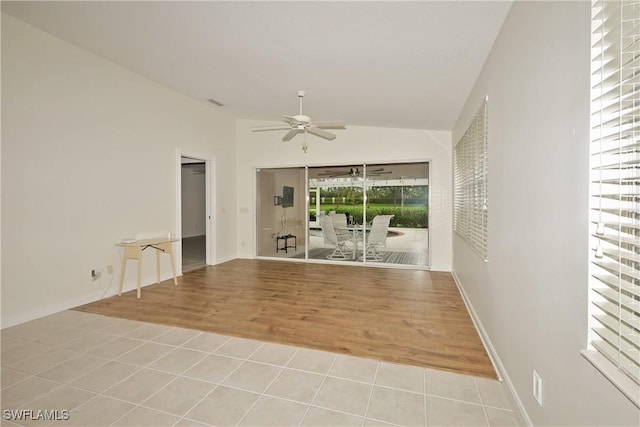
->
[[91, 268, 103, 281], [533, 369, 543, 406], [106, 264, 114, 275]]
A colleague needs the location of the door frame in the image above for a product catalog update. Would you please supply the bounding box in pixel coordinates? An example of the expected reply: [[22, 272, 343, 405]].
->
[[175, 149, 216, 272]]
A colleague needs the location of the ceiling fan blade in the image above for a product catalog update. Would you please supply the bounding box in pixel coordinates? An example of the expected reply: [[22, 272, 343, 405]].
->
[[282, 115, 297, 125], [318, 170, 348, 176], [307, 126, 336, 140], [252, 125, 292, 132], [282, 128, 301, 141], [313, 121, 346, 129]]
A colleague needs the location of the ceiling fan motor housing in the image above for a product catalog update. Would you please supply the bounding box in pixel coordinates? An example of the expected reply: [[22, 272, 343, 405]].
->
[[294, 115, 311, 124]]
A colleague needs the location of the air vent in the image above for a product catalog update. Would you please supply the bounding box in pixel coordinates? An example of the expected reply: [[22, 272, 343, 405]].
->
[[207, 98, 224, 107]]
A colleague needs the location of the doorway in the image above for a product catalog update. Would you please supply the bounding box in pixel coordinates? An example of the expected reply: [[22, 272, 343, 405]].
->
[[181, 157, 207, 272]]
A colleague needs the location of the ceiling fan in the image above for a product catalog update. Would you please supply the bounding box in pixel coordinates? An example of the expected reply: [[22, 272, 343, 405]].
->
[[252, 91, 346, 152], [318, 167, 392, 178]]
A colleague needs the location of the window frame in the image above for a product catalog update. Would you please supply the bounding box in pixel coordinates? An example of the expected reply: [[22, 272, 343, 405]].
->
[[454, 97, 489, 261], [583, 0, 640, 408]]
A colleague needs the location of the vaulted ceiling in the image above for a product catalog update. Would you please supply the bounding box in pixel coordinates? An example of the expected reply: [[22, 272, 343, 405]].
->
[[2, 1, 512, 131]]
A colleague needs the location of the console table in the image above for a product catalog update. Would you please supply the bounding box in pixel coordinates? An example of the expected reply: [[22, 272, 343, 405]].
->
[[116, 237, 179, 298], [276, 234, 297, 253]]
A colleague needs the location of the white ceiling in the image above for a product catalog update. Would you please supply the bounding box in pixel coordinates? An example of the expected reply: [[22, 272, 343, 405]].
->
[[2, 1, 512, 131]]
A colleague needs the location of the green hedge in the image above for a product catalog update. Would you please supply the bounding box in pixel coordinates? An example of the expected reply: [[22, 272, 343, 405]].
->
[[312, 205, 428, 228]]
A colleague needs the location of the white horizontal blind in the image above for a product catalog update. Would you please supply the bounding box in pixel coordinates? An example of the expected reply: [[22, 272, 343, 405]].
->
[[589, 0, 640, 388], [454, 99, 488, 260]]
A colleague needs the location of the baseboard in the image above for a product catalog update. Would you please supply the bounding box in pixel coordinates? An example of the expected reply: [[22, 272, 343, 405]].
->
[[213, 255, 236, 265], [451, 271, 533, 427], [1, 271, 180, 329], [429, 264, 452, 272], [1, 293, 101, 329]]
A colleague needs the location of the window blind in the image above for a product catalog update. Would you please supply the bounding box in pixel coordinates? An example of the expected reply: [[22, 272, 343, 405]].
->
[[454, 99, 488, 260], [588, 0, 640, 398]]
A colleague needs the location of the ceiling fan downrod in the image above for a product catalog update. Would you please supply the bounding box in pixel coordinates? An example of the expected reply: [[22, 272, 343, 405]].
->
[[297, 90, 305, 116]]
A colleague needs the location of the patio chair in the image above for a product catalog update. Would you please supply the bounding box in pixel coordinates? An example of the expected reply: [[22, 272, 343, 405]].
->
[[320, 215, 352, 260], [360, 215, 394, 261], [328, 211, 348, 229]]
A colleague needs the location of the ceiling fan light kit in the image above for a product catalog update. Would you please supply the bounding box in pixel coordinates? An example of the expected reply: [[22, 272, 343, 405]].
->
[[252, 91, 346, 152]]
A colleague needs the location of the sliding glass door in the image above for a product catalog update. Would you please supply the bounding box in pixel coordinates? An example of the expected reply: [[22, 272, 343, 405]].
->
[[307, 165, 365, 262], [255, 167, 307, 258], [256, 162, 429, 267], [363, 162, 429, 266]]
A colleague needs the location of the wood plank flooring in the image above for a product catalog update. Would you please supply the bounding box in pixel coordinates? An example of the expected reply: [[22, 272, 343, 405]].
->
[[75, 259, 496, 379]]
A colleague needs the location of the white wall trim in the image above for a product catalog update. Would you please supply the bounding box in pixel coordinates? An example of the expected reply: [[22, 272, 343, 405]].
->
[[451, 271, 533, 427], [176, 149, 216, 267], [175, 149, 184, 274], [206, 158, 216, 265]]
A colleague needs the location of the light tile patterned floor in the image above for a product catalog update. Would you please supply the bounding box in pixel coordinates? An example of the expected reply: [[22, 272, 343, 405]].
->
[[1, 310, 522, 426]]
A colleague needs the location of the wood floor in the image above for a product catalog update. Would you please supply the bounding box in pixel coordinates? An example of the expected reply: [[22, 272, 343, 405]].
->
[[75, 259, 496, 379]]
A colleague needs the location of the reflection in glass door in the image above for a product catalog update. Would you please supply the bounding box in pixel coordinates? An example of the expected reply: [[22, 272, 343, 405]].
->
[[255, 167, 307, 258]]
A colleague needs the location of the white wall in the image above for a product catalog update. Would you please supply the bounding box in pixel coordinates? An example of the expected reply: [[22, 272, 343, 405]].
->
[[452, 2, 639, 425], [236, 121, 452, 271], [1, 15, 238, 327]]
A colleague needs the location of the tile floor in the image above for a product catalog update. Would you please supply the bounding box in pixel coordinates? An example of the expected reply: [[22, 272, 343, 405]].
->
[[1, 310, 522, 426]]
